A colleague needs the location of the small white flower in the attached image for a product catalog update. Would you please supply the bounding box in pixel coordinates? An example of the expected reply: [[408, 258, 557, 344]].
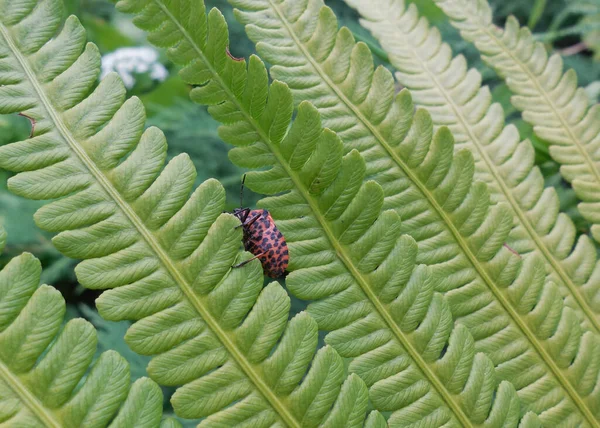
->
[[101, 47, 168, 89]]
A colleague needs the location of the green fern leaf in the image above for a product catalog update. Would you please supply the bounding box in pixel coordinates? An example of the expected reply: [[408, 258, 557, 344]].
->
[[343, 0, 600, 348], [118, 0, 544, 426], [0, 1, 375, 426], [431, 0, 600, 243], [216, 0, 600, 424], [0, 231, 164, 427]]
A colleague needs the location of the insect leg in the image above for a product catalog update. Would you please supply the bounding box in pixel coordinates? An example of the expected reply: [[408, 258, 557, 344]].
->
[[240, 174, 246, 207], [232, 252, 266, 269]]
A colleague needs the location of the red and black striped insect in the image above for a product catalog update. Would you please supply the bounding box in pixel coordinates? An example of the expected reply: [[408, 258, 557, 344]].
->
[[232, 175, 289, 278]]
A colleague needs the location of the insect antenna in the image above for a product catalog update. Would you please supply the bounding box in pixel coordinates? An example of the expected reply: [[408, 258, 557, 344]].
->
[[240, 174, 246, 208]]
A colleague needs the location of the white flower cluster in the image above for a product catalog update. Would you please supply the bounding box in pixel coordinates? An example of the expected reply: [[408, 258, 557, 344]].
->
[[101, 47, 168, 89]]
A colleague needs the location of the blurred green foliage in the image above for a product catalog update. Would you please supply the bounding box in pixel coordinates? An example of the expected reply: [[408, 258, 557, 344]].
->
[[0, 0, 597, 421]]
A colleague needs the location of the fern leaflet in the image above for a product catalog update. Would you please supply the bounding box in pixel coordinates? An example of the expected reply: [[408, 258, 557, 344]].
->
[[220, 0, 600, 424], [0, 227, 167, 428], [433, 0, 600, 243], [0, 1, 375, 426], [343, 0, 600, 339]]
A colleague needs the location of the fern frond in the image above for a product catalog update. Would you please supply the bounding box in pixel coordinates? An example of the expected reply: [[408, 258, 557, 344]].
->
[[431, 0, 600, 242], [343, 0, 600, 342], [116, 0, 587, 425], [0, 1, 375, 426], [216, 0, 600, 424], [0, 231, 164, 428]]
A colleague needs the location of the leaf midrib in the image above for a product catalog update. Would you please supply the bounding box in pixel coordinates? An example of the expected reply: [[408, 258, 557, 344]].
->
[[0, 19, 299, 428], [258, 2, 599, 425], [374, 12, 600, 335], [0, 358, 61, 427]]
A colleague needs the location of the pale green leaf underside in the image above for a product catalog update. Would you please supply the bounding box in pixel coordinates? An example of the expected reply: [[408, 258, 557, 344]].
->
[[119, 0, 544, 426], [225, 0, 600, 425], [433, 0, 600, 243], [0, 231, 164, 428], [0, 1, 374, 426], [343, 0, 600, 337]]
